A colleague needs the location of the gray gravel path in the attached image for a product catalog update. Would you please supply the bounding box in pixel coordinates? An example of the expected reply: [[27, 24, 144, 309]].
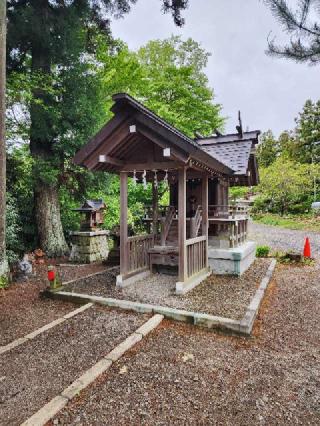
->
[[0, 306, 148, 425], [249, 221, 320, 257], [54, 261, 320, 425], [64, 259, 271, 320]]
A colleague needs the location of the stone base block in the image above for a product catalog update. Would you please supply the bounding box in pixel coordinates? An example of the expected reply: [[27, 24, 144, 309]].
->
[[208, 241, 256, 276], [69, 231, 109, 264]]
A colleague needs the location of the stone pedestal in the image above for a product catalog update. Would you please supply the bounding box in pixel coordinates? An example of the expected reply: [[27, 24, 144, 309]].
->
[[208, 241, 256, 276], [69, 230, 109, 264]]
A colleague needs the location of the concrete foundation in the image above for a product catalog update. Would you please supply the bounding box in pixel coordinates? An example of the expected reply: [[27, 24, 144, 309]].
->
[[69, 230, 109, 264], [208, 241, 256, 276]]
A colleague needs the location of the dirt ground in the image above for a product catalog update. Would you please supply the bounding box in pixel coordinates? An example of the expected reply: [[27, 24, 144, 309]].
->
[[0, 306, 149, 426], [0, 262, 107, 345], [64, 259, 271, 320], [54, 262, 320, 425]]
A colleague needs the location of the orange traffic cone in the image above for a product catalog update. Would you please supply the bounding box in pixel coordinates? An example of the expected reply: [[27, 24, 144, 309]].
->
[[303, 237, 311, 258]]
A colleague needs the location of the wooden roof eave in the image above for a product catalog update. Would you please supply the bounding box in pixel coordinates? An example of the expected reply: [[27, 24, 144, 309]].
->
[[73, 109, 132, 167], [73, 93, 235, 178], [133, 112, 234, 177]]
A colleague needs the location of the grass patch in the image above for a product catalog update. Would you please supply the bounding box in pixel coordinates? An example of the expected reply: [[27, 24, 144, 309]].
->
[[252, 213, 320, 232], [256, 245, 270, 258]]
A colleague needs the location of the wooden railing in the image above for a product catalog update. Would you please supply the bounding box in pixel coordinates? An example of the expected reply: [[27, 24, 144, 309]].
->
[[190, 205, 202, 238], [229, 219, 248, 248], [160, 206, 176, 245], [208, 204, 248, 218], [144, 205, 178, 220], [127, 234, 155, 273], [186, 235, 207, 279]]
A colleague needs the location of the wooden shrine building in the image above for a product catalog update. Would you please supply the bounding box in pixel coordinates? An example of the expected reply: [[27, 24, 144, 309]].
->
[[74, 93, 260, 294]]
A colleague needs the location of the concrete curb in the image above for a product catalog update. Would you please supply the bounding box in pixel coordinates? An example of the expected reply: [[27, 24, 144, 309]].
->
[[0, 303, 93, 356], [50, 259, 277, 336], [239, 258, 277, 335], [20, 314, 164, 426], [62, 268, 116, 287]]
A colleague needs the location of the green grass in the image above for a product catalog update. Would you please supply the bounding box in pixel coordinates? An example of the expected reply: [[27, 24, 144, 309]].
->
[[252, 213, 320, 232]]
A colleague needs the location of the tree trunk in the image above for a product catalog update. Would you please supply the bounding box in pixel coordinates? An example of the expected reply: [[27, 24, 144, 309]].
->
[[0, 0, 8, 279], [29, 0, 69, 257], [35, 184, 69, 257]]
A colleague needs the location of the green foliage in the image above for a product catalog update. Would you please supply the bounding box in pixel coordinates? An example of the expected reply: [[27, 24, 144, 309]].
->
[[256, 246, 270, 258], [6, 146, 36, 252], [6, 195, 22, 265], [0, 275, 9, 289], [229, 186, 249, 201], [254, 157, 316, 214], [99, 36, 224, 137], [294, 99, 320, 164], [256, 130, 279, 167]]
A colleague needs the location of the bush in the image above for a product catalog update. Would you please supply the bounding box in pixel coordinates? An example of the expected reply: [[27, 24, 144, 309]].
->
[[256, 245, 270, 258]]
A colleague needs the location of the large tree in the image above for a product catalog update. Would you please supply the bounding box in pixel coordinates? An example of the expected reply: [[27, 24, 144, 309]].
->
[[6, 0, 189, 257], [0, 0, 8, 281], [265, 0, 320, 64]]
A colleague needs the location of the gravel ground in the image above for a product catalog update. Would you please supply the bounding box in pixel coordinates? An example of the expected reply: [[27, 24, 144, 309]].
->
[[0, 305, 149, 426], [64, 259, 271, 320], [249, 221, 320, 257], [0, 262, 107, 346], [54, 261, 320, 425]]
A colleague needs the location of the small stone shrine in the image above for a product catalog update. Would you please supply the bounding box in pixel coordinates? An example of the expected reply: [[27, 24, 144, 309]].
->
[[69, 200, 109, 263]]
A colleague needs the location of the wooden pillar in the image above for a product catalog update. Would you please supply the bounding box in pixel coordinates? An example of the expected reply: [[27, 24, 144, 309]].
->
[[120, 172, 128, 275], [202, 174, 209, 268], [152, 181, 158, 236], [178, 167, 187, 282]]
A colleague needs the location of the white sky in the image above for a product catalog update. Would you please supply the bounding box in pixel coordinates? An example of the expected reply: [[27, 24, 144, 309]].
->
[[110, 0, 320, 136]]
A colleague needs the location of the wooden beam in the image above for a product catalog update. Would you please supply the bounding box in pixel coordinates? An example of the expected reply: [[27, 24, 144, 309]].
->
[[178, 167, 187, 282], [137, 124, 189, 164], [121, 161, 180, 172], [120, 172, 128, 275], [73, 110, 131, 165], [202, 174, 209, 268], [98, 155, 124, 167], [84, 124, 132, 169]]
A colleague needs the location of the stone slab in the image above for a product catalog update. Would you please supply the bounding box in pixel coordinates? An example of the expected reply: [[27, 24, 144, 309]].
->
[[208, 241, 256, 276], [0, 304, 95, 356], [63, 303, 93, 319], [105, 333, 142, 362], [21, 316, 163, 425], [152, 306, 195, 323], [24, 318, 66, 340], [0, 337, 28, 355], [21, 395, 69, 426], [135, 314, 164, 336], [70, 230, 109, 236], [239, 258, 277, 335]]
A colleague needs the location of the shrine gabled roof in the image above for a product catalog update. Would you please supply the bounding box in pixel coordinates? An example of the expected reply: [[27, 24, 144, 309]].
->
[[73, 93, 260, 184], [74, 199, 106, 212], [73, 93, 235, 177], [201, 140, 253, 175], [195, 131, 260, 185]]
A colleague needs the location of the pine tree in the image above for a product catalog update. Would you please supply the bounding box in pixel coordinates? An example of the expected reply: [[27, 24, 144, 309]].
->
[[294, 99, 320, 163], [256, 130, 279, 167], [265, 0, 320, 64], [7, 0, 189, 257]]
